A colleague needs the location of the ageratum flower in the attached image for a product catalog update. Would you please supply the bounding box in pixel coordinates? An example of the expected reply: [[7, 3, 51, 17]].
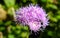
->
[[15, 4, 49, 32]]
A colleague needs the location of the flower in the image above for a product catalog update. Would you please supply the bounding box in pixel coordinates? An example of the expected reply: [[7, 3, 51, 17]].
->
[[15, 4, 49, 32]]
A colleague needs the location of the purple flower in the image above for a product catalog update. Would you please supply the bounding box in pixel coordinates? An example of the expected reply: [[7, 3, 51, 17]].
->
[[15, 4, 49, 32]]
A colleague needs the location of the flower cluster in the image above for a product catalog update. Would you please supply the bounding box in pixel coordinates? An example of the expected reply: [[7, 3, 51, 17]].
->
[[15, 4, 49, 32]]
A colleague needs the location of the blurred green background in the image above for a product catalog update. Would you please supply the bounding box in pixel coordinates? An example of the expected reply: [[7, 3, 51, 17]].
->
[[0, 0, 60, 38]]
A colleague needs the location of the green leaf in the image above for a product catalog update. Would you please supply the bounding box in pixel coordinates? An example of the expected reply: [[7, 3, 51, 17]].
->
[[20, 32, 29, 38], [48, 31, 53, 36], [3, 36, 6, 38], [11, 26, 16, 31], [0, 27, 5, 31], [57, 10, 60, 15], [31, 0, 37, 4], [8, 7, 15, 16], [15, 30, 21, 35], [0, 20, 3, 25], [16, 25, 21, 30], [56, 15, 60, 19], [41, 0, 47, 2], [50, 23, 55, 27], [50, 17, 58, 22], [23, 26, 29, 31], [47, 0, 53, 3], [48, 11, 53, 17], [5, 21, 11, 26], [55, 27, 57, 31], [46, 4, 58, 9], [22, 0, 27, 3], [48, 11, 58, 22], [4, 0, 16, 8], [8, 34, 15, 38]]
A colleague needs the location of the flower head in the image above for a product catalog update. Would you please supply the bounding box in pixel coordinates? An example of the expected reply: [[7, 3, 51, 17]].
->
[[15, 4, 49, 32]]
